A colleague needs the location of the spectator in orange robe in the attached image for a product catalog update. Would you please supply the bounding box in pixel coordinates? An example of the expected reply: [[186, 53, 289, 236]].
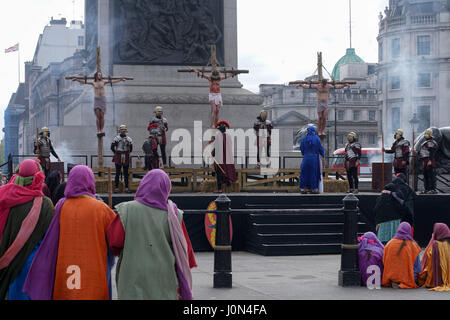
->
[[382, 222, 422, 289], [23, 165, 116, 300]]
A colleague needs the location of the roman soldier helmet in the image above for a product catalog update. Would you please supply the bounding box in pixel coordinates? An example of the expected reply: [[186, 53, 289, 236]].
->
[[155, 106, 163, 113], [395, 129, 404, 139], [119, 124, 127, 132], [347, 131, 357, 141], [40, 127, 50, 136], [424, 128, 433, 139]]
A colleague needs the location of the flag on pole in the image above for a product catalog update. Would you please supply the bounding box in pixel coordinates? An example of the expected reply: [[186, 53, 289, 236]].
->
[[5, 43, 19, 53]]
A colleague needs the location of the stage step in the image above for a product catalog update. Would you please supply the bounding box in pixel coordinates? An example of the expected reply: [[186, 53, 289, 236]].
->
[[257, 233, 343, 244], [249, 211, 344, 224], [245, 205, 369, 256], [252, 222, 343, 234], [246, 243, 342, 256]]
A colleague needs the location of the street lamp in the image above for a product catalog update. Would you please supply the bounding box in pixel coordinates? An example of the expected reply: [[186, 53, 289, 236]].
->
[[333, 89, 340, 152]]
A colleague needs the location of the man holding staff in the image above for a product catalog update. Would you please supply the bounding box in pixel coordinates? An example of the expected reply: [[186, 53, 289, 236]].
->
[[383, 129, 411, 176]]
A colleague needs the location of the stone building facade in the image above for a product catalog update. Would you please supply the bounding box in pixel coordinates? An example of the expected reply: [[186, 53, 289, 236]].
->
[[377, 0, 450, 139]]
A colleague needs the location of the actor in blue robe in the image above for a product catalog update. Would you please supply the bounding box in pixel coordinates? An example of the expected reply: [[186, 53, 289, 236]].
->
[[299, 126, 325, 193]]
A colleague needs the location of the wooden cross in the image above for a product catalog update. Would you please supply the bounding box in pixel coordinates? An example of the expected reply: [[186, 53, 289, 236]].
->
[[289, 52, 357, 86], [65, 47, 133, 83], [177, 45, 249, 77], [65, 46, 133, 175], [289, 52, 357, 171]]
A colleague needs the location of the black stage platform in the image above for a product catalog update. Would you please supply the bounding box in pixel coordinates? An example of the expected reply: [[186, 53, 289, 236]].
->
[[99, 193, 450, 255]]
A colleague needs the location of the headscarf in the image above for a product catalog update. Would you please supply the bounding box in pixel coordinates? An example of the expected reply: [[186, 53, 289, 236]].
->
[[394, 222, 414, 241], [0, 159, 45, 270], [421, 223, 450, 286], [392, 174, 413, 200], [0, 159, 44, 239], [134, 169, 193, 299], [358, 232, 384, 257], [64, 165, 96, 199], [134, 169, 171, 210], [302, 126, 318, 148]]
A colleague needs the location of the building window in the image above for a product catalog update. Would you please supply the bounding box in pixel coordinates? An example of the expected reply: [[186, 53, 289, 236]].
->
[[353, 110, 360, 121], [78, 36, 84, 47], [378, 42, 383, 62], [391, 38, 400, 58], [390, 76, 400, 90], [391, 107, 400, 134], [417, 73, 431, 88], [369, 110, 376, 121], [417, 105, 431, 133], [337, 135, 344, 145], [337, 110, 345, 121], [369, 134, 376, 145], [417, 35, 430, 56]]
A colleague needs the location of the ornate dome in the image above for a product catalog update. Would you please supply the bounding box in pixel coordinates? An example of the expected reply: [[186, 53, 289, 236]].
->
[[331, 48, 365, 80]]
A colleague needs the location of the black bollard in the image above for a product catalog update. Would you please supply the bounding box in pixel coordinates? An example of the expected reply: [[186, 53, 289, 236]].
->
[[213, 194, 232, 288], [338, 193, 361, 286]]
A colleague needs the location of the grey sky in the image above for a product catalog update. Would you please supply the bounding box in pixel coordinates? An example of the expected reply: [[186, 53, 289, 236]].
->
[[0, 0, 387, 139]]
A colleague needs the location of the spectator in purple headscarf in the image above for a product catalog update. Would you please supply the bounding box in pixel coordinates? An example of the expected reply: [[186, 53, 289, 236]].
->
[[358, 232, 384, 287]]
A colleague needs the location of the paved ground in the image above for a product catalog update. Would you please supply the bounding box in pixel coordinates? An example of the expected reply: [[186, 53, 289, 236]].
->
[[111, 252, 449, 300]]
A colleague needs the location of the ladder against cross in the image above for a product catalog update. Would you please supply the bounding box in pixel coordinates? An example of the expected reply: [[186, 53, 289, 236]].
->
[[65, 46, 133, 174], [177, 45, 249, 77]]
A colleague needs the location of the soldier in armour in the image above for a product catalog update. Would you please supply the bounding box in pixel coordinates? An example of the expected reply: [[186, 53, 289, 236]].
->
[[383, 129, 411, 176], [145, 123, 161, 170], [111, 125, 133, 193], [253, 110, 273, 169], [417, 128, 438, 194], [344, 132, 362, 194], [150, 106, 169, 168], [33, 127, 62, 177], [142, 137, 153, 171]]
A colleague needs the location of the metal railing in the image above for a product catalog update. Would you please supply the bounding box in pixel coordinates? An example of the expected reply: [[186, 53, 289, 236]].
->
[[7, 153, 370, 171]]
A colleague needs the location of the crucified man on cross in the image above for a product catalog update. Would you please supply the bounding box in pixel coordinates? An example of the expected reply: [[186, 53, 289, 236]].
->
[[188, 67, 232, 128], [179, 45, 248, 128], [290, 52, 355, 137], [72, 72, 127, 136], [297, 80, 350, 136]]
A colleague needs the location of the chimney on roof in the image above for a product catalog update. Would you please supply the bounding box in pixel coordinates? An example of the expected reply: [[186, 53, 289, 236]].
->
[[50, 17, 67, 26]]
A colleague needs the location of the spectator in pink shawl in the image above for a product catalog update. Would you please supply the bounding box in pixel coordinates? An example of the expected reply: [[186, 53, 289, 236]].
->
[[0, 159, 54, 300]]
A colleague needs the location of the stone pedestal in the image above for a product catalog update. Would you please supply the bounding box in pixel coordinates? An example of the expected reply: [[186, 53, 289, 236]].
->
[[55, 0, 263, 165]]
